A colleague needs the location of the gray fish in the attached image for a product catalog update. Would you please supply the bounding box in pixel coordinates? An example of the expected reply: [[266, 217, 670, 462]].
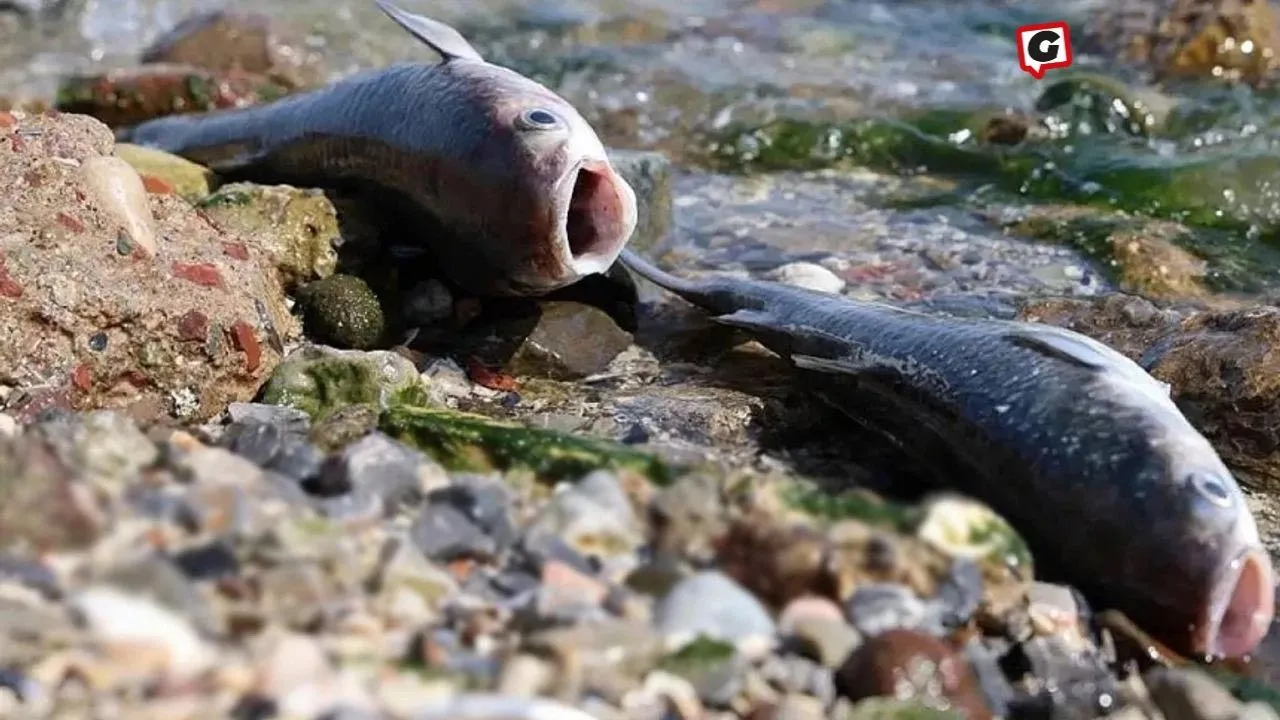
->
[[619, 248, 1275, 659], [120, 0, 638, 297]]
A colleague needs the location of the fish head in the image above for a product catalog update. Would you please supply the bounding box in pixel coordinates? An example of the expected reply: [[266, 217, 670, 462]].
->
[[1157, 448, 1275, 659], [453, 61, 638, 295]]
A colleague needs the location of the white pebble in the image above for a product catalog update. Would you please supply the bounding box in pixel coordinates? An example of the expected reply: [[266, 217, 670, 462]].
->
[[80, 155, 158, 256], [767, 262, 846, 294], [0, 413, 16, 438], [69, 586, 214, 682]]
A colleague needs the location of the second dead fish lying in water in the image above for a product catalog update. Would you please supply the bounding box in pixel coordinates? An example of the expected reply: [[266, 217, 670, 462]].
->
[[619, 248, 1275, 660], [120, 0, 638, 297]]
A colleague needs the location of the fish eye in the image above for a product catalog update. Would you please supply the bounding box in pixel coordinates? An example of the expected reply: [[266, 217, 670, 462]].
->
[[517, 108, 563, 131], [1188, 471, 1234, 508]]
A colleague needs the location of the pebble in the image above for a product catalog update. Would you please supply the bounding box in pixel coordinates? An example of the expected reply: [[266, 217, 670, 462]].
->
[[410, 502, 500, 562], [79, 155, 158, 255], [523, 470, 643, 576], [834, 628, 992, 719], [0, 413, 16, 437], [1145, 667, 1244, 720], [318, 432, 445, 515], [69, 586, 215, 683], [767, 261, 847, 294], [654, 570, 776, 651], [226, 402, 310, 434], [844, 582, 938, 637]]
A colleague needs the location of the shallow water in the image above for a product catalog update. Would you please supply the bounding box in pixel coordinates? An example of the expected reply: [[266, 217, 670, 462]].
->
[[6, 0, 1280, 684]]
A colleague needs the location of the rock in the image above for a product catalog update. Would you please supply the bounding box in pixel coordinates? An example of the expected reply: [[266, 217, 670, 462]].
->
[[140, 9, 325, 90], [0, 111, 295, 424], [497, 301, 634, 381], [834, 629, 992, 720], [309, 402, 381, 452], [523, 470, 644, 576], [0, 432, 106, 552], [1087, 0, 1280, 85], [607, 149, 672, 253], [55, 64, 293, 127], [69, 586, 216, 683], [296, 274, 387, 350], [114, 144, 216, 201], [220, 418, 324, 481], [1145, 667, 1243, 720], [227, 402, 311, 433], [316, 432, 446, 515], [196, 183, 340, 291], [914, 494, 1033, 578], [79, 155, 158, 256], [27, 410, 157, 487], [654, 570, 776, 651], [716, 512, 831, 609], [766, 262, 847, 294], [844, 583, 940, 637], [97, 556, 218, 635], [261, 344, 422, 421], [410, 502, 500, 563], [371, 535, 457, 624]]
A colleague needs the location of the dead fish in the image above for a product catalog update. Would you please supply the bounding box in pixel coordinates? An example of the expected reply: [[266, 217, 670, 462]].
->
[[119, 0, 638, 297], [619, 248, 1275, 660]]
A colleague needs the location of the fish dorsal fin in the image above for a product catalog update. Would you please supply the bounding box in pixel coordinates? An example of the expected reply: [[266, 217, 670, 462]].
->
[[374, 0, 485, 63], [1002, 323, 1127, 372]]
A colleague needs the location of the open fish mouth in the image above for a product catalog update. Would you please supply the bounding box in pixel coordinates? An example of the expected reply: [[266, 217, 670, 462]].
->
[[557, 158, 638, 277], [1200, 547, 1275, 658]]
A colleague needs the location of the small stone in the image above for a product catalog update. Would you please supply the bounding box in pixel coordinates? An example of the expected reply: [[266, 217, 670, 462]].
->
[[767, 262, 846, 294], [80, 155, 157, 256], [780, 597, 862, 668], [229, 320, 262, 372], [295, 274, 386, 350], [0, 434, 106, 551], [98, 556, 218, 635], [1145, 667, 1243, 720], [654, 570, 776, 651], [371, 535, 457, 624], [500, 302, 633, 380], [523, 470, 643, 576], [70, 586, 215, 683], [835, 629, 991, 719], [315, 432, 444, 516], [114, 143, 214, 200], [845, 583, 938, 637], [410, 503, 497, 563], [0, 414, 15, 438], [227, 402, 310, 433]]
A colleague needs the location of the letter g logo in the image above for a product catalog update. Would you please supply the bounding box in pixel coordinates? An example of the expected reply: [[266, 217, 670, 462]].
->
[[1016, 22, 1074, 79]]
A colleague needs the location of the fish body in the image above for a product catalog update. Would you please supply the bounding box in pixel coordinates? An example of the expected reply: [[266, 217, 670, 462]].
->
[[121, 0, 637, 297], [619, 248, 1275, 659]]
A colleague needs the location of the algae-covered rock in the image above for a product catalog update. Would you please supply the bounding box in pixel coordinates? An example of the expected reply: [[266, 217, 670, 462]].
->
[[608, 148, 672, 252], [196, 183, 339, 290], [55, 64, 292, 128], [1088, 0, 1280, 85], [260, 344, 421, 421], [914, 495, 1033, 581], [295, 274, 386, 350], [379, 403, 672, 484], [997, 206, 1209, 300], [114, 143, 217, 201], [1033, 72, 1169, 138]]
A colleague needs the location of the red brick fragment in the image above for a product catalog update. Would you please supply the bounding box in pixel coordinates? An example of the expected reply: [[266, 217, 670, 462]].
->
[[221, 242, 249, 261], [171, 262, 224, 288], [176, 310, 210, 341], [141, 175, 174, 194], [55, 212, 85, 233], [0, 260, 22, 299], [465, 356, 520, 392], [0, 111, 14, 128], [122, 370, 150, 388], [9, 135, 24, 152], [71, 363, 92, 392], [229, 320, 261, 373]]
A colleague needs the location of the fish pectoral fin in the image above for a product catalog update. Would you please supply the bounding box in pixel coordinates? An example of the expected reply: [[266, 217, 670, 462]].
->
[[374, 0, 485, 63], [791, 353, 868, 375], [713, 308, 781, 333], [1001, 323, 1124, 371]]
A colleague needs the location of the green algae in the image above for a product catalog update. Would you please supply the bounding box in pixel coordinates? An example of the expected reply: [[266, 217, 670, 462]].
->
[[779, 481, 917, 531], [379, 403, 673, 484]]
